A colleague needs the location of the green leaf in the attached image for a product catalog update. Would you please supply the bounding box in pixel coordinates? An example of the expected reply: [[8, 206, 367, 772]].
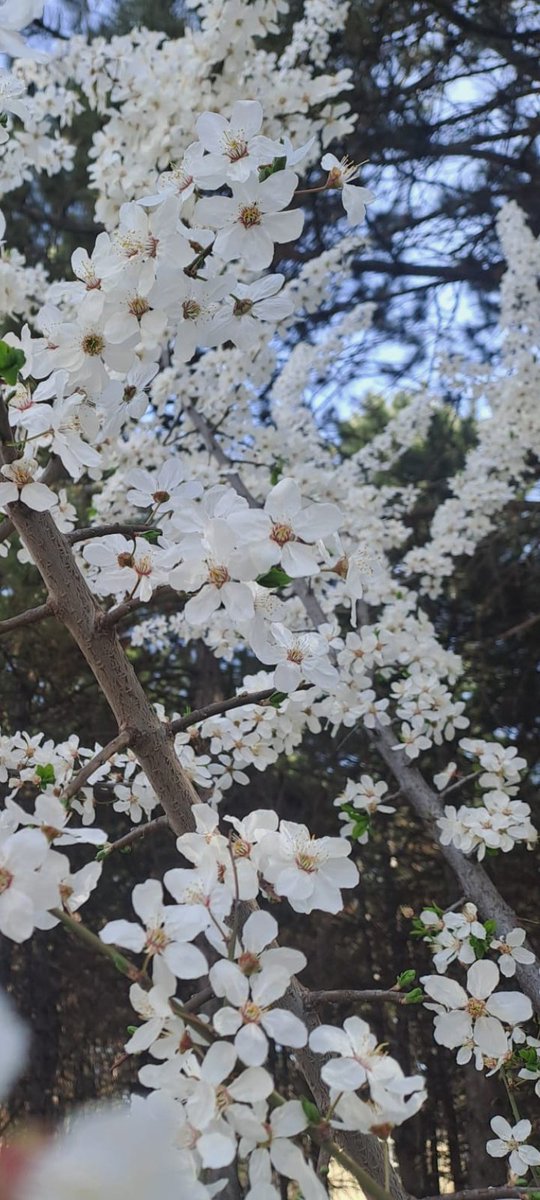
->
[[268, 691, 288, 708], [256, 567, 292, 589], [484, 919, 497, 936], [301, 1098, 321, 1124], [35, 763, 56, 789], [396, 969, 416, 988], [126, 1025, 138, 1035], [351, 813, 371, 841], [140, 528, 162, 544], [470, 934, 488, 959], [403, 987, 425, 1004], [0, 339, 25, 386], [270, 459, 284, 485], [259, 156, 287, 182]]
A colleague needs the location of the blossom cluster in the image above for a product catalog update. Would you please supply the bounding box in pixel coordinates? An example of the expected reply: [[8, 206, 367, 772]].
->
[[0, 0, 538, 1194]]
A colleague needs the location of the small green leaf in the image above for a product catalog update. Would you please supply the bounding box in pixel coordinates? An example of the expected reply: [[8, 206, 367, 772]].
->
[[259, 156, 287, 182], [396, 969, 416, 989], [140, 528, 162, 544], [403, 987, 425, 1004], [126, 1025, 138, 1035], [35, 763, 56, 789], [270, 459, 284, 485], [484, 919, 497, 935], [470, 934, 488, 959], [351, 813, 371, 841], [268, 691, 288, 708], [95, 847, 110, 861], [301, 1098, 321, 1124], [256, 567, 292, 589], [0, 339, 25, 386]]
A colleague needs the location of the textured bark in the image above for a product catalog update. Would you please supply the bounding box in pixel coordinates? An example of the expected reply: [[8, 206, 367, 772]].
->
[[6, 502, 199, 837]]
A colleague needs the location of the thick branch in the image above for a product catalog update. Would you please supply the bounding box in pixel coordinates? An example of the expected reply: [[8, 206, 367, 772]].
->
[[4, 498, 199, 837]]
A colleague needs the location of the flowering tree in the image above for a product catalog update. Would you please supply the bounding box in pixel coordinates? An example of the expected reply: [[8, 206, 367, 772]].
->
[[0, 2, 539, 1198]]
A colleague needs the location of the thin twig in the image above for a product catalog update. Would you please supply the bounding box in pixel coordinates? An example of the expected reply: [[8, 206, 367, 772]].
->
[[102, 585, 182, 627], [67, 522, 157, 544], [306, 988, 410, 1007], [0, 600, 53, 636], [167, 687, 279, 735], [101, 814, 171, 857], [440, 769, 481, 797], [496, 612, 540, 640], [61, 730, 131, 803]]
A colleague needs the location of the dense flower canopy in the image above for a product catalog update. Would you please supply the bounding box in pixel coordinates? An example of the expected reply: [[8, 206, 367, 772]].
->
[[0, 1, 538, 1198]]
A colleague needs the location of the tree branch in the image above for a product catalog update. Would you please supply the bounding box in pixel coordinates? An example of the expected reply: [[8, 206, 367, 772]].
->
[[306, 989, 411, 1007], [101, 814, 171, 857], [60, 730, 131, 804], [67, 523, 157, 544], [167, 687, 279, 735], [0, 600, 53, 637]]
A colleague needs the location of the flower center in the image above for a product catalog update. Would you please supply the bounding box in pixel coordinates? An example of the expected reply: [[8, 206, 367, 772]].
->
[[232, 836, 251, 858], [134, 554, 153, 578], [0, 866, 13, 893], [123, 385, 137, 403], [117, 552, 135, 568], [11, 464, 34, 486], [241, 1001, 262, 1024], [164, 167, 193, 194], [129, 295, 151, 318], [144, 926, 170, 955], [466, 998, 487, 1018], [239, 203, 262, 229], [295, 851, 318, 873], [238, 951, 261, 976], [271, 521, 294, 546], [215, 1084, 232, 1111], [152, 490, 170, 504], [224, 132, 248, 162], [233, 298, 254, 317], [82, 332, 105, 356], [208, 564, 230, 589], [115, 232, 146, 258], [182, 299, 202, 321], [287, 647, 304, 664]]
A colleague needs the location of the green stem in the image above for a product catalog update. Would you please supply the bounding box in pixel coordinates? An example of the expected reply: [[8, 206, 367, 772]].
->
[[52, 908, 214, 1041], [51, 908, 143, 982]]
